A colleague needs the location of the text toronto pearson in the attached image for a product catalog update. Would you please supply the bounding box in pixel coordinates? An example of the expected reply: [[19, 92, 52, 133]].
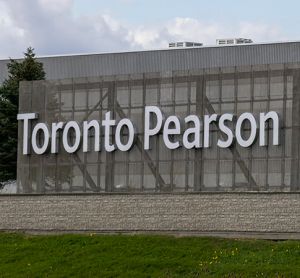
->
[[17, 106, 280, 155]]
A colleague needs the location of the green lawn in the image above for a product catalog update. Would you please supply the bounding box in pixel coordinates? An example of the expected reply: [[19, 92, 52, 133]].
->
[[0, 233, 299, 277]]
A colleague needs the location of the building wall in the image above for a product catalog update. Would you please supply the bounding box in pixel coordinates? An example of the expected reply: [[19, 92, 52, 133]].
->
[[3, 42, 300, 84], [0, 193, 299, 236], [17, 63, 300, 193]]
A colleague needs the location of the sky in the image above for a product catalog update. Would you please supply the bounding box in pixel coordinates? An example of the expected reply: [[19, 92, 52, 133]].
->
[[0, 0, 299, 59]]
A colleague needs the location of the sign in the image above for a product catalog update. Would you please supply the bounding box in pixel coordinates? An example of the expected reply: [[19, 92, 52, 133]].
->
[[17, 106, 280, 155]]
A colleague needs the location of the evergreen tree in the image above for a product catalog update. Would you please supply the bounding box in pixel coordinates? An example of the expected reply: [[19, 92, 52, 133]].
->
[[0, 47, 45, 182]]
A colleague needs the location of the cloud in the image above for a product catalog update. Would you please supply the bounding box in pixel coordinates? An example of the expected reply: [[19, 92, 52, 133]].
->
[[0, 0, 132, 58], [129, 17, 286, 49], [0, 1, 27, 57], [238, 22, 286, 42], [0, 0, 287, 59], [37, 0, 73, 13]]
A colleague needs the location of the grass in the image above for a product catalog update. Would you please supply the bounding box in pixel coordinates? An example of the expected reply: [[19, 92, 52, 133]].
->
[[0, 233, 299, 277]]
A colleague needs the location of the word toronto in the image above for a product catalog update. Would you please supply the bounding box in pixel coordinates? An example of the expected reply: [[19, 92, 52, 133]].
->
[[17, 106, 280, 155]]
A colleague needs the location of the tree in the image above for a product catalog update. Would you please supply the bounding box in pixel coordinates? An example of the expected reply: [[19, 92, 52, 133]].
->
[[0, 47, 45, 182]]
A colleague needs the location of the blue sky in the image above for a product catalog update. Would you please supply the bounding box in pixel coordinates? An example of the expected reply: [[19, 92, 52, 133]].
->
[[0, 0, 299, 58], [73, 0, 298, 36], [73, 0, 289, 22]]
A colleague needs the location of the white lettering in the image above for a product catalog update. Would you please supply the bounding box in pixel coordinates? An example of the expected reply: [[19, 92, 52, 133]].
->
[[183, 115, 201, 149], [18, 107, 281, 155], [236, 113, 257, 147], [163, 116, 181, 149], [51, 122, 64, 153], [144, 106, 163, 150], [102, 112, 116, 152], [204, 114, 218, 148], [31, 123, 50, 154], [83, 120, 100, 152], [217, 113, 234, 148], [259, 111, 279, 146], [115, 119, 136, 151], [62, 121, 81, 153], [17, 113, 38, 155]]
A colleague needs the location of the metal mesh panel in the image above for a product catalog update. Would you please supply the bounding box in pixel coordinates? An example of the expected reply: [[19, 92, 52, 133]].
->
[[17, 63, 300, 193]]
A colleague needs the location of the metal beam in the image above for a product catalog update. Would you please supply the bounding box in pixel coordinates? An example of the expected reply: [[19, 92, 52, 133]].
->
[[114, 101, 166, 189], [204, 94, 259, 190]]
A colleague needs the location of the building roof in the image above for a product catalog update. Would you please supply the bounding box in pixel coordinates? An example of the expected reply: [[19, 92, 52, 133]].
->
[[1, 41, 300, 83]]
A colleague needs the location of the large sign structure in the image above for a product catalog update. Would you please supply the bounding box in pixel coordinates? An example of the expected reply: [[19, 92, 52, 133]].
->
[[6, 42, 300, 237], [15, 42, 300, 194]]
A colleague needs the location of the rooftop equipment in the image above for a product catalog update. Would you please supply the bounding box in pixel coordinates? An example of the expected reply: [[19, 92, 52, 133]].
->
[[169, 42, 203, 48], [216, 38, 253, 45]]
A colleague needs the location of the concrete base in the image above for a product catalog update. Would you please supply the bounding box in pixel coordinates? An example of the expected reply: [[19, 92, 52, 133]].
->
[[0, 193, 299, 239]]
